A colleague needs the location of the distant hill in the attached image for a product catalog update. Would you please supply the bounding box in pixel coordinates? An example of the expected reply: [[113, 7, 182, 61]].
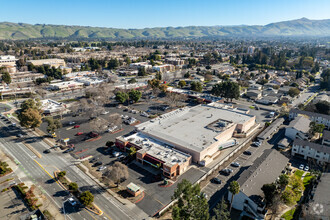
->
[[0, 18, 329, 40]]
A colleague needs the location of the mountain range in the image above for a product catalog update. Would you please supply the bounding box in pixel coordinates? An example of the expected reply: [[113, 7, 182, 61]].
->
[[0, 18, 329, 40]]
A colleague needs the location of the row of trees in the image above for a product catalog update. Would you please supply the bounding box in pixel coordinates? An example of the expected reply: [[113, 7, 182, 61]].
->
[[115, 89, 142, 104]]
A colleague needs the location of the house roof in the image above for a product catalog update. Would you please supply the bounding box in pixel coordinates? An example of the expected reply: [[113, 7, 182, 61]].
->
[[293, 139, 330, 154], [323, 130, 330, 141], [290, 109, 330, 121], [289, 116, 311, 133], [238, 149, 289, 199]]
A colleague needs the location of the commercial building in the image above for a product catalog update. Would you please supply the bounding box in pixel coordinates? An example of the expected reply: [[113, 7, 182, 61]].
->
[[117, 104, 256, 169], [292, 139, 330, 164], [229, 149, 289, 219], [165, 58, 185, 66], [0, 55, 17, 67], [130, 62, 152, 70], [10, 71, 44, 84], [152, 64, 175, 73], [48, 80, 84, 91], [27, 59, 66, 68], [41, 99, 66, 115]]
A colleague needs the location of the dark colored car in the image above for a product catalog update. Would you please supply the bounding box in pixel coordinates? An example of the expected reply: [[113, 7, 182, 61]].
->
[[89, 132, 99, 138], [44, 149, 51, 154], [244, 151, 252, 155], [89, 157, 99, 163], [211, 177, 222, 184], [94, 161, 103, 167]]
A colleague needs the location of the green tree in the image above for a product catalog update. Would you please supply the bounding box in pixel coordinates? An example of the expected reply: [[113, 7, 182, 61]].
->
[[309, 122, 325, 135], [261, 183, 277, 205], [212, 197, 230, 220], [128, 78, 137, 84], [108, 58, 119, 70], [178, 80, 186, 88], [211, 81, 240, 102], [45, 117, 62, 134], [20, 99, 42, 112], [315, 101, 330, 115], [288, 87, 300, 98], [1, 72, 11, 84], [69, 182, 79, 192], [115, 92, 129, 104], [278, 174, 289, 189], [155, 72, 162, 80], [191, 81, 203, 92], [172, 179, 209, 220], [228, 181, 240, 212], [138, 68, 147, 76], [57, 171, 66, 178], [184, 72, 191, 78], [125, 57, 131, 65], [18, 108, 42, 130], [106, 141, 114, 147], [79, 191, 94, 207], [128, 89, 142, 103]]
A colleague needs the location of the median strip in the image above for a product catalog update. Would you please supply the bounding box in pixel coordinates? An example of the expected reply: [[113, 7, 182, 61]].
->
[[23, 143, 42, 158]]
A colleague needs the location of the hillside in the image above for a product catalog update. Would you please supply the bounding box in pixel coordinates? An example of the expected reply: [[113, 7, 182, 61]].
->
[[0, 18, 329, 40]]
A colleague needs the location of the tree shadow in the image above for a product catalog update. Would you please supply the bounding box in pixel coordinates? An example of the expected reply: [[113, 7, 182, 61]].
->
[[53, 190, 70, 197]]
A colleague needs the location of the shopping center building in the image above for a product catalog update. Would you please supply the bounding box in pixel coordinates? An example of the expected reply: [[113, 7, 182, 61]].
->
[[116, 103, 256, 179]]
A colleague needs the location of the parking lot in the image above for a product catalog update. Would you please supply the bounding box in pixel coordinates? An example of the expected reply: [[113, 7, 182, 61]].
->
[[0, 189, 29, 219], [202, 126, 285, 209]]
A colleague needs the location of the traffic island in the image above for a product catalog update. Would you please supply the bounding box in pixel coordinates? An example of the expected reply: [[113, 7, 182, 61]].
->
[[85, 136, 102, 142], [0, 161, 13, 177]]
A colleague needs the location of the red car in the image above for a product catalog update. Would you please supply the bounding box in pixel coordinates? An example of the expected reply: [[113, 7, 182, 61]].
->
[[89, 132, 99, 138], [73, 125, 80, 128], [76, 132, 84, 136]]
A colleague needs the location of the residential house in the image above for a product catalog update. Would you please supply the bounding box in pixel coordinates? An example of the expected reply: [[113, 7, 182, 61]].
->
[[322, 130, 330, 146], [246, 90, 262, 100], [256, 96, 278, 105]]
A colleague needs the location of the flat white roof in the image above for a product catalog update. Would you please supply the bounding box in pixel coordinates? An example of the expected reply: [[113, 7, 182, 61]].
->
[[136, 104, 254, 153], [124, 133, 191, 166]]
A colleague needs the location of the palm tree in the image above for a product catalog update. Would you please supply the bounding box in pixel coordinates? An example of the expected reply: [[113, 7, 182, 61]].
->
[[228, 181, 240, 212]]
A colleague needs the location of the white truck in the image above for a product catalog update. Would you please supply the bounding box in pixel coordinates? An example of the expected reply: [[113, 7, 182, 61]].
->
[[218, 139, 239, 150]]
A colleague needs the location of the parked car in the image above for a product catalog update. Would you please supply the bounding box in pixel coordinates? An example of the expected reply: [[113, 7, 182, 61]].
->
[[112, 151, 121, 157], [299, 164, 304, 170], [64, 147, 75, 153], [94, 161, 103, 167], [89, 132, 99, 138], [231, 162, 240, 167], [252, 141, 261, 147], [97, 166, 107, 171], [68, 197, 77, 206], [304, 166, 309, 171], [221, 168, 233, 175], [243, 151, 252, 155], [107, 125, 118, 133], [89, 158, 99, 163], [101, 111, 109, 115], [73, 125, 80, 128], [124, 117, 137, 125], [117, 155, 126, 161], [140, 112, 149, 117], [43, 149, 51, 154], [76, 132, 84, 136], [68, 121, 75, 125], [211, 177, 222, 184], [16, 133, 23, 138]]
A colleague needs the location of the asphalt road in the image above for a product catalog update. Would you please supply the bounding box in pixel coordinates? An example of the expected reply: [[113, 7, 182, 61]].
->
[[0, 117, 149, 220]]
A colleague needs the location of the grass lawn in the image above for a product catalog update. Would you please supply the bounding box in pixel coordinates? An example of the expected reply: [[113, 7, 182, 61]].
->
[[281, 208, 296, 220], [294, 170, 304, 179], [303, 173, 314, 187]]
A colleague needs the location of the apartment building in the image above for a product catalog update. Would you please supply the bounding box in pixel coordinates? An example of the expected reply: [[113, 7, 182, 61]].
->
[[289, 109, 330, 129], [0, 55, 17, 67], [285, 116, 310, 140], [292, 139, 330, 164]]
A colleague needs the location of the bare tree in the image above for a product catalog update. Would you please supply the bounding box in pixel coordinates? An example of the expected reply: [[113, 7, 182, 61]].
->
[[104, 162, 129, 186], [89, 117, 109, 133], [107, 113, 122, 127], [165, 92, 187, 108]]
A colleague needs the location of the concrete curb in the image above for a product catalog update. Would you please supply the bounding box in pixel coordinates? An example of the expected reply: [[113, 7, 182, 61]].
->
[[23, 142, 42, 158]]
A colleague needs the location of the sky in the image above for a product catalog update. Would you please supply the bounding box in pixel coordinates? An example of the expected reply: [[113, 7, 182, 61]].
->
[[0, 0, 329, 29]]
